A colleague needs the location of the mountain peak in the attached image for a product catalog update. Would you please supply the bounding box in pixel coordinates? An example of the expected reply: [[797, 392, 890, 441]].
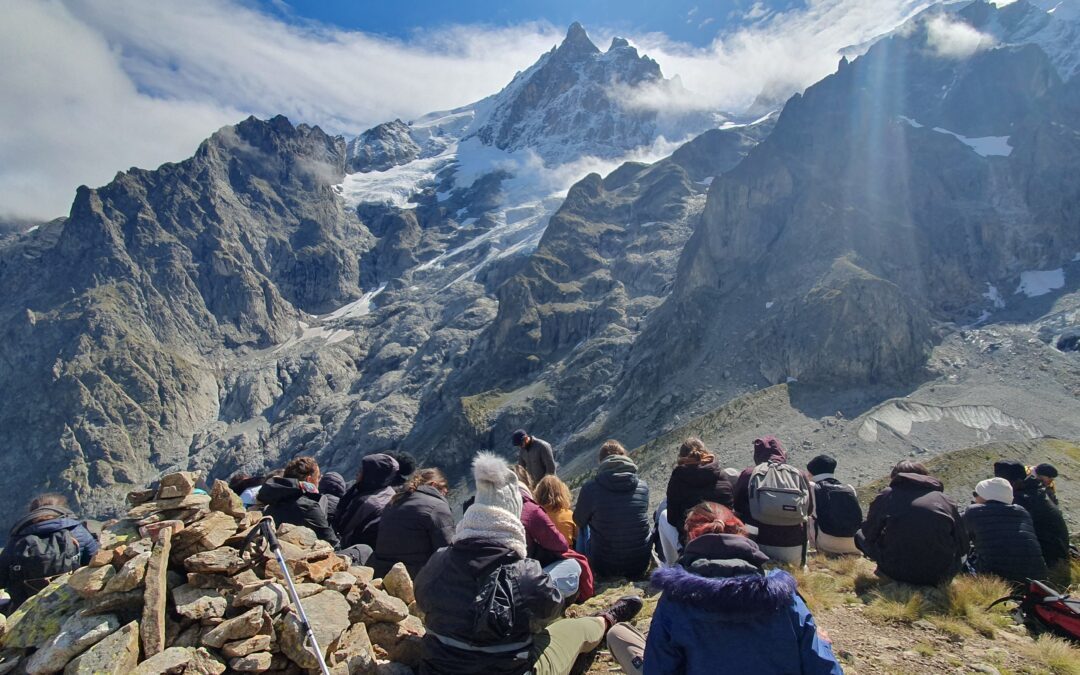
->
[[609, 37, 630, 50], [556, 22, 600, 59]]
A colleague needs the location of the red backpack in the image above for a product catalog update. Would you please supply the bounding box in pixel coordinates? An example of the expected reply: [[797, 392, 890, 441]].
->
[[989, 579, 1080, 643]]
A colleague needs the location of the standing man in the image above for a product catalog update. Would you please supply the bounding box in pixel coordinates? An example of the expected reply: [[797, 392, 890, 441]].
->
[[514, 428, 556, 483]]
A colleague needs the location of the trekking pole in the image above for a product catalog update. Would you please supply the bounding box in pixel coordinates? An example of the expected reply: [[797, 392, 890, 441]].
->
[[242, 517, 331, 675]]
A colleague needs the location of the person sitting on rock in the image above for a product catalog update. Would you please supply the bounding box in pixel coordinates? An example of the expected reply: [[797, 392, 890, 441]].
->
[[513, 428, 556, 484], [370, 468, 456, 579], [317, 471, 347, 521], [258, 456, 339, 548], [0, 493, 100, 610], [333, 453, 400, 550], [963, 477, 1047, 585], [665, 437, 734, 546], [534, 474, 578, 549], [995, 460, 1070, 575], [516, 467, 593, 602], [856, 461, 966, 586], [605, 502, 842, 675], [807, 454, 863, 556], [415, 452, 643, 675], [732, 436, 813, 565], [573, 440, 652, 579]]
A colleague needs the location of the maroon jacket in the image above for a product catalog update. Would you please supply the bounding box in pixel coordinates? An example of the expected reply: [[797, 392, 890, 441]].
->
[[520, 488, 569, 566], [733, 437, 812, 548]]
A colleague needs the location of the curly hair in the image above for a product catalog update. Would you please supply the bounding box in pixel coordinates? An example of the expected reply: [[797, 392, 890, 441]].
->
[[284, 456, 319, 481], [534, 475, 572, 511]]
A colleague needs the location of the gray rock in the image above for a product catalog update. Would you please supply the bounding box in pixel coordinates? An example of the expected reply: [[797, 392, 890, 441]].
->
[[233, 581, 289, 615], [228, 652, 273, 671], [140, 529, 172, 657], [172, 584, 228, 620], [24, 613, 119, 674], [103, 551, 150, 594], [221, 634, 272, 658], [279, 591, 350, 669], [64, 620, 139, 675], [201, 607, 267, 648]]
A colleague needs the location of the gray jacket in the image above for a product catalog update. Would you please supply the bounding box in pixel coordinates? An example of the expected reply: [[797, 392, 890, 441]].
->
[[518, 437, 556, 483]]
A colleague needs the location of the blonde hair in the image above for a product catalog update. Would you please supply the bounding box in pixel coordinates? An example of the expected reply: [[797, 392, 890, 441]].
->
[[534, 475, 571, 511], [514, 465, 533, 490]]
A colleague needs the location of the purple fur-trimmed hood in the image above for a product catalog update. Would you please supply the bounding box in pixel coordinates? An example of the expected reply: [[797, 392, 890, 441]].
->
[[651, 566, 798, 615]]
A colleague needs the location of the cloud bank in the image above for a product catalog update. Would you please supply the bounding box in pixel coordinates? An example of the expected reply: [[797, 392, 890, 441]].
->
[[4, 0, 933, 221]]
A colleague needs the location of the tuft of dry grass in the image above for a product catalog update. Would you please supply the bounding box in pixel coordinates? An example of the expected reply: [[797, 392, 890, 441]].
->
[[1024, 634, 1080, 675]]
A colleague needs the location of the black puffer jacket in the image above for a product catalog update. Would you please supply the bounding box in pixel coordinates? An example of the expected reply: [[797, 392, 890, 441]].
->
[[414, 538, 562, 675], [258, 478, 340, 548], [1012, 477, 1070, 568], [856, 473, 966, 586], [370, 485, 456, 579], [963, 501, 1048, 584], [666, 460, 734, 542], [334, 454, 399, 549], [573, 455, 651, 578]]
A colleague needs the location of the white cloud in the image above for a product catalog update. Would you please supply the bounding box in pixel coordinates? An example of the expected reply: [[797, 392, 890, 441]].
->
[[2, 0, 934, 221], [925, 15, 995, 59]]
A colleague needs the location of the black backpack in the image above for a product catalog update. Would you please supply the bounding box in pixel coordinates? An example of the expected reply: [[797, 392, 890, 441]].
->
[[473, 563, 518, 642], [6, 518, 82, 607], [814, 479, 863, 538]]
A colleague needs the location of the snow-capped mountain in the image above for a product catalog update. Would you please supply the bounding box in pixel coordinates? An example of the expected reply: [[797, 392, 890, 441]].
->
[[965, 0, 1080, 80]]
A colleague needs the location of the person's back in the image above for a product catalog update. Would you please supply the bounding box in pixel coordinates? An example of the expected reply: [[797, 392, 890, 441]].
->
[[964, 501, 1047, 584], [371, 471, 455, 579], [858, 471, 965, 585], [573, 445, 651, 578], [665, 438, 734, 543], [0, 496, 99, 610], [1012, 476, 1070, 570], [334, 453, 399, 549], [733, 437, 811, 565], [258, 476, 339, 548], [318, 472, 347, 522]]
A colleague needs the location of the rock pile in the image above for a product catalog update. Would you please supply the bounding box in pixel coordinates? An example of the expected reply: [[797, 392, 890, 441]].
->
[[0, 473, 423, 674]]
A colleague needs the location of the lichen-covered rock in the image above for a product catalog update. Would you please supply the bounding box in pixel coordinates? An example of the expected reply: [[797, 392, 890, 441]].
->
[[103, 551, 150, 593], [382, 563, 415, 605], [201, 607, 267, 648], [67, 564, 116, 598], [130, 646, 224, 675], [279, 591, 350, 670], [221, 634, 272, 658], [172, 584, 228, 620], [0, 575, 84, 649], [229, 652, 273, 671], [233, 581, 289, 615], [24, 613, 119, 674], [324, 572, 357, 593], [64, 620, 139, 675], [80, 590, 143, 616]]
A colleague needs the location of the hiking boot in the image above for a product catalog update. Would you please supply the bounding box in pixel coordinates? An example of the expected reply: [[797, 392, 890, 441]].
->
[[595, 595, 644, 630]]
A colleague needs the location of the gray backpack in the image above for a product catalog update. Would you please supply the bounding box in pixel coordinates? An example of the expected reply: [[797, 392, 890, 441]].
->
[[747, 461, 811, 526]]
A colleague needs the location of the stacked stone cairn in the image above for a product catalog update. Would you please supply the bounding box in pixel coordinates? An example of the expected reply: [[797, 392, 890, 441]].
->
[[0, 472, 423, 674]]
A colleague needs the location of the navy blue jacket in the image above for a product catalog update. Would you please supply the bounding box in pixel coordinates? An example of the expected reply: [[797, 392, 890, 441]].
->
[[963, 501, 1047, 584], [644, 534, 842, 675], [573, 455, 651, 578]]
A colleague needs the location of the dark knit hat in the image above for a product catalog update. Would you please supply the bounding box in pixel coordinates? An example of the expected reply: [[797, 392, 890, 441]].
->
[[511, 429, 528, 447], [387, 452, 417, 486], [1034, 463, 1058, 479], [807, 454, 837, 476], [318, 472, 347, 497], [993, 459, 1027, 483]]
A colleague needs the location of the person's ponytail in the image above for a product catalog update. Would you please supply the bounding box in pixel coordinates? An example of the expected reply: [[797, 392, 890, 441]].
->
[[677, 437, 715, 466], [391, 468, 448, 504]]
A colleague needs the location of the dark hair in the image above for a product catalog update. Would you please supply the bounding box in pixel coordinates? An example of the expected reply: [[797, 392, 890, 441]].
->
[[284, 456, 319, 481], [684, 502, 747, 540], [228, 472, 252, 493], [677, 437, 714, 466], [891, 461, 929, 478], [29, 493, 68, 512], [514, 465, 534, 489], [392, 468, 448, 504], [388, 452, 417, 481], [599, 439, 627, 461]]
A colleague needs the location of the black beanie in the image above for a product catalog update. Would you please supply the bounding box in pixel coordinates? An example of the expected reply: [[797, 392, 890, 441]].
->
[[807, 454, 837, 476], [993, 459, 1027, 483]]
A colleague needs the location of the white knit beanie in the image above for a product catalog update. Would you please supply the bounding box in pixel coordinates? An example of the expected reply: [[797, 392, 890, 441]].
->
[[976, 477, 1014, 504], [472, 452, 523, 518]]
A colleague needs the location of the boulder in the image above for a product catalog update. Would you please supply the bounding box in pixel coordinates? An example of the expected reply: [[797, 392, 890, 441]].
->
[[104, 551, 150, 593], [67, 564, 116, 598], [157, 472, 198, 500], [201, 607, 267, 648], [64, 620, 139, 675], [88, 549, 114, 568], [348, 586, 409, 625], [221, 634, 272, 658], [171, 512, 239, 563], [183, 546, 246, 574], [80, 590, 143, 616], [382, 563, 415, 605], [127, 494, 210, 520], [172, 584, 228, 620], [350, 566, 376, 584], [279, 591, 350, 670], [295, 583, 324, 598], [277, 524, 318, 549], [140, 528, 172, 657], [367, 615, 424, 668], [24, 613, 119, 674], [0, 575, 85, 649], [130, 647, 224, 675], [233, 581, 289, 615], [324, 572, 357, 593], [229, 652, 274, 671], [209, 480, 246, 517], [328, 622, 374, 674]]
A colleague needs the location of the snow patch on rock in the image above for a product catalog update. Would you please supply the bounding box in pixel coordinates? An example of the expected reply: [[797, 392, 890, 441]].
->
[[1015, 268, 1065, 297]]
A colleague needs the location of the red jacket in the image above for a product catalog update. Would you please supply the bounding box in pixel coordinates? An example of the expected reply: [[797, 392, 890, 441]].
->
[[520, 488, 594, 601]]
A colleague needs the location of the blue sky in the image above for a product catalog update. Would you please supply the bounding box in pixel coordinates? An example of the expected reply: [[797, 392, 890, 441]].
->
[[256, 0, 803, 47]]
